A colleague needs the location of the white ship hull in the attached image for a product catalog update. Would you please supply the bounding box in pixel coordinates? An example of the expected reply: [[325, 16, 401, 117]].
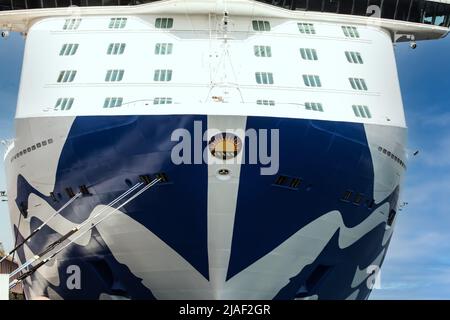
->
[[1, 0, 419, 299]]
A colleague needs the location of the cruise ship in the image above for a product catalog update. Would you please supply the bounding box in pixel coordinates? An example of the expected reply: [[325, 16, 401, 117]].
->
[[0, 0, 449, 300]]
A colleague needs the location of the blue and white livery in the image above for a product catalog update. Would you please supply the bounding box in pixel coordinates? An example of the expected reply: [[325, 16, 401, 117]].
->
[[1, 0, 449, 300]]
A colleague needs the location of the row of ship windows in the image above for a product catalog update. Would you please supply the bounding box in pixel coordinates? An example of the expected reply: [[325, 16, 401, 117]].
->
[[251, 101, 370, 119], [56, 69, 368, 91], [59, 42, 364, 65], [247, 46, 363, 63], [256, 102, 371, 119], [62, 17, 360, 38], [377, 146, 406, 169], [53, 97, 175, 110], [62, 17, 171, 30], [255, 72, 368, 90], [53, 97, 372, 119], [10, 139, 54, 162], [60, 42, 173, 56], [56, 69, 368, 90]]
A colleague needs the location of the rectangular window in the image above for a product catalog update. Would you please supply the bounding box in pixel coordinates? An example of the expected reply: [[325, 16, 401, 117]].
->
[[363, 105, 371, 118], [352, 105, 372, 118], [342, 26, 360, 38], [252, 20, 271, 31], [255, 72, 274, 84], [59, 43, 79, 56], [305, 102, 324, 112], [155, 43, 173, 55], [103, 97, 124, 108], [154, 69, 173, 82], [55, 98, 74, 111], [155, 18, 174, 29], [349, 78, 368, 90], [302, 74, 321, 87], [153, 97, 173, 105], [298, 23, 315, 34], [300, 48, 318, 60], [63, 18, 81, 30], [105, 69, 125, 82], [109, 18, 127, 29], [107, 43, 126, 55], [256, 99, 275, 106], [57, 70, 77, 83], [345, 51, 363, 64], [254, 45, 272, 57]]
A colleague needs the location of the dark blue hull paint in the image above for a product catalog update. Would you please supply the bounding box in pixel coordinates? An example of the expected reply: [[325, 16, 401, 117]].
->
[[13, 115, 398, 300]]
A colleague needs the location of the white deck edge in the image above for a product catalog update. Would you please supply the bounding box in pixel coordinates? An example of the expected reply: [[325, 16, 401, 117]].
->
[[0, 0, 448, 41]]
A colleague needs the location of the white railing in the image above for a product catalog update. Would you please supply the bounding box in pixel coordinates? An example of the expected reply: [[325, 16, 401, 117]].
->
[[1, 139, 14, 161]]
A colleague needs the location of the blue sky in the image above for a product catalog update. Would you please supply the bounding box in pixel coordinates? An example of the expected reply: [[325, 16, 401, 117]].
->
[[0, 32, 23, 253], [0, 31, 450, 299]]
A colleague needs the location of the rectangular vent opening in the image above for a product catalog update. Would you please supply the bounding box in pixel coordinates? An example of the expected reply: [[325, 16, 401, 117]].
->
[[139, 175, 153, 185], [65, 187, 75, 198], [274, 175, 288, 186], [273, 175, 303, 190], [49, 192, 58, 202], [353, 193, 364, 205], [341, 190, 352, 202], [156, 173, 169, 183], [290, 178, 301, 189], [79, 185, 91, 196]]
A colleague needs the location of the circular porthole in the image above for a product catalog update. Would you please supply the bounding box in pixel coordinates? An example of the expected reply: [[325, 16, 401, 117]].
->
[[208, 132, 242, 160]]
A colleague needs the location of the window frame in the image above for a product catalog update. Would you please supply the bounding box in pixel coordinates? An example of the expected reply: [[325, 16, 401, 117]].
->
[[55, 97, 74, 111], [298, 22, 316, 34], [103, 97, 124, 108], [300, 48, 318, 60], [345, 51, 363, 64], [63, 18, 81, 30], [105, 69, 125, 82], [252, 20, 271, 31], [342, 25, 360, 38], [352, 104, 372, 118], [255, 72, 274, 85], [302, 74, 322, 87], [154, 97, 173, 105], [254, 45, 272, 57], [57, 70, 76, 83], [107, 43, 126, 55], [109, 17, 127, 29], [155, 43, 174, 55], [349, 78, 368, 90], [256, 99, 275, 106], [155, 17, 174, 29], [154, 69, 173, 82], [305, 102, 324, 111]]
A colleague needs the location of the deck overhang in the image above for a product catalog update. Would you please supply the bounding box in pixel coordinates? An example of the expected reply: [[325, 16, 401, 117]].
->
[[0, 0, 448, 41]]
